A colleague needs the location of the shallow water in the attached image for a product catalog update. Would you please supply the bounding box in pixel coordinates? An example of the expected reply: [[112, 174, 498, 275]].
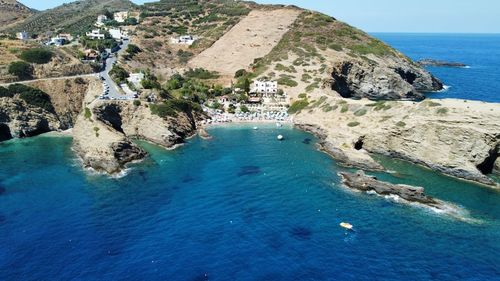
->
[[0, 125, 499, 281], [374, 33, 500, 103]]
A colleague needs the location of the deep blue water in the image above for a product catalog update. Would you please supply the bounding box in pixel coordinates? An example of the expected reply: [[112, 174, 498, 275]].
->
[[373, 33, 500, 102], [1, 126, 499, 281]]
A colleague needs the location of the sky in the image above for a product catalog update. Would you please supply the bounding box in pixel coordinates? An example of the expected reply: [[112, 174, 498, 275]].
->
[[17, 0, 500, 33]]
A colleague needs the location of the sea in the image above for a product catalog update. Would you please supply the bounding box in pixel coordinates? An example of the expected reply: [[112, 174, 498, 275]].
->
[[374, 33, 500, 102], [1, 35, 499, 281]]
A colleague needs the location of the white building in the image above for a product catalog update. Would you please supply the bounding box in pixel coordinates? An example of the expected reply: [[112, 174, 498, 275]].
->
[[250, 80, 278, 94], [86, 29, 105, 40], [114, 11, 129, 23], [16, 31, 29, 40], [127, 73, 145, 88], [46, 37, 65, 46], [171, 35, 196, 45], [109, 28, 128, 40], [96, 15, 108, 27]]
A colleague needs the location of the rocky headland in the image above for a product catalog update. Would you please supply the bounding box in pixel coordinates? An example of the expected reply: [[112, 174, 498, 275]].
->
[[72, 81, 204, 174], [294, 97, 499, 188]]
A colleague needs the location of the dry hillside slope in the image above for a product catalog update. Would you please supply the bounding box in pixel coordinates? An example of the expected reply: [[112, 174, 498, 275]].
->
[[189, 8, 301, 76], [0, 0, 34, 28]]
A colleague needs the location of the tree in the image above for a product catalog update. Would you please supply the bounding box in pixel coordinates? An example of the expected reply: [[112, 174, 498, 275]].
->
[[243, 78, 251, 93], [19, 48, 53, 64], [234, 69, 247, 78], [109, 65, 129, 83], [8, 61, 33, 80], [240, 104, 250, 113]]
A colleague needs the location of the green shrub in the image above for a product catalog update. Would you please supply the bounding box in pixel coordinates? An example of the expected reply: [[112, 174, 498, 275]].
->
[[19, 48, 53, 64], [340, 104, 349, 113], [84, 107, 92, 119], [329, 43, 342, 51], [367, 101, 392, 111], [93, 127, 100, 137], [298, 93, 307, 99], [354, 108, 367, 116], [288, 99, 309, 114], [277, 76, 298, 87], [0, 86, 13, 98], [240, 104, 249, 113], [109, 65, 129, 84], [234, 69, 247, 78], [184, 68, 219, 80], [436, 108, 448, 115], [8, 61, 33, 80], [426, 101, 442, 107], [396, 121, 406, 127], [150, 99, 202, 118], [8, 84, 55, 113], [177, 50, 194, 63], [133, 100, 141, 107], [347, 121, 360, 127]]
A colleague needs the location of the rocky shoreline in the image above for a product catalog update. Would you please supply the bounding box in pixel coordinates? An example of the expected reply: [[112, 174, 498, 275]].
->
[[293, 98, 499, 188]]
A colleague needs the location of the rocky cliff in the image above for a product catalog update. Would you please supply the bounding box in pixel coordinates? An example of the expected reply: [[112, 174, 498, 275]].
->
[[0, 0, 33, 28], [0, 78, 90, 141], [294, 97, 500, 187], [72, 84, 203, 174]]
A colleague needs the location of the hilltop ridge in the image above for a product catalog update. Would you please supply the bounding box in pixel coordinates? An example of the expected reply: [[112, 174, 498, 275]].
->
[[0, 0, 34, 28]]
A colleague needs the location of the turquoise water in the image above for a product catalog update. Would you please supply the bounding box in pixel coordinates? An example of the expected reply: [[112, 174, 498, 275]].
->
[[373, 33, 500, 103], [1, 126, 499, 280]]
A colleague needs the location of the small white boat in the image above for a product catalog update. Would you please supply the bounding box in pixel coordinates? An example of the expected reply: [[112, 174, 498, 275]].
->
[[277, 135, 284, 141], [253, 127, 258, 130], [340, 222, 353, 230], [276, 122, 283, 127]]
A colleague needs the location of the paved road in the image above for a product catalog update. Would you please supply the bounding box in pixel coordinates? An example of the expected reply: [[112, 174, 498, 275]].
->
[[98, 40, 137, 101], [2, 40, 137, 103]]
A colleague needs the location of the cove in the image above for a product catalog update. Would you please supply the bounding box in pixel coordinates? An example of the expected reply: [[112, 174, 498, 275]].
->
[[0, 124, 499, 281]]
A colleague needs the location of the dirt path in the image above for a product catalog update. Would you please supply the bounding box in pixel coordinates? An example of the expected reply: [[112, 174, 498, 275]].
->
[[189, 8, 301, 76], [0, 73, 97, 87]]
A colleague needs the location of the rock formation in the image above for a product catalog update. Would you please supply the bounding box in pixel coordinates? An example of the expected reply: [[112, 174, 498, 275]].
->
[[72, 84, 203, 174], [338, 170, 470, 218], [294, 97, 500, 187], [330, 59, 443, 101], [418, 59, 468, 68]]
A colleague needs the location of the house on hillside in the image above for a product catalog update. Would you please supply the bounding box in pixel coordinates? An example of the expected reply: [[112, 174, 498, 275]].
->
[[83, 49, 99, 62], [16, 31, 29, 40], [58, 33, 74, 42], [170, 35, 196, 45], [86, 29, 105, 40], [109, 28, 128, 40], [114, 11, 129, 23], [46, 37, 65, 46], [96, 15, 108, 27], [250, 80, 278, 95]]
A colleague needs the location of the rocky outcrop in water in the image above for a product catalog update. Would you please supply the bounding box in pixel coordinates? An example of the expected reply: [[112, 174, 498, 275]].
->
[[340, 170, 448, 207], [418, 59, 467, 68]]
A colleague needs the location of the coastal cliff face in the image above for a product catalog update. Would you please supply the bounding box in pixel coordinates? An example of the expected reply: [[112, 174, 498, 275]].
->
[[0, 97, 60, 139], [330, 58, 442, 101], [72, 83, 201, 174], [294, 97, 500, 187], [0, 78, 90, 141]]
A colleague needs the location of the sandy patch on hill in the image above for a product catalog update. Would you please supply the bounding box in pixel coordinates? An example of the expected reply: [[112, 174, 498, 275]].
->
[[189, 8, 300, 76]]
